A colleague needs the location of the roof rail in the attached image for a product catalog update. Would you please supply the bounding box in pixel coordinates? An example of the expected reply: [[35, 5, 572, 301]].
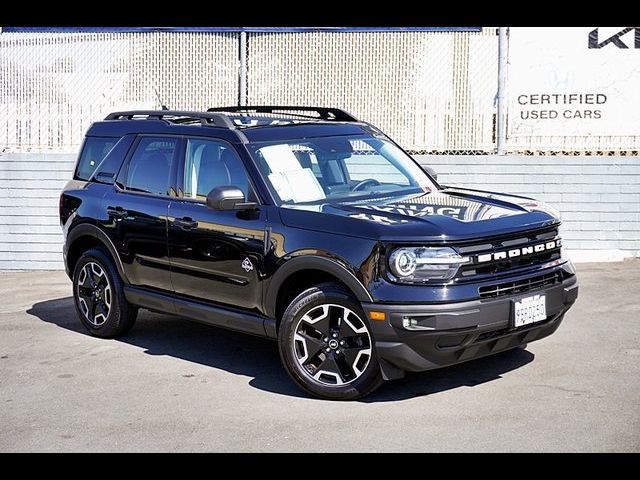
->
[[104, 110, 235, 129], [206, 106, 359, 122]]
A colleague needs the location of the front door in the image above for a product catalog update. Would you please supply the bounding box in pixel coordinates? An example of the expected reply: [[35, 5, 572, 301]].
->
[[103, 135, 180, 291], [167, 137, 266, 311]]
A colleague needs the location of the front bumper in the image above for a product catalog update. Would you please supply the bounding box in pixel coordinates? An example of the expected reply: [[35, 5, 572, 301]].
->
[[362, 273, 578, 378]]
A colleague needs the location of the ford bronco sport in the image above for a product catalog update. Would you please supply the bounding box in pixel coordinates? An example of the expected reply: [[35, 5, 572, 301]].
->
[[60, 106, 579, 400]]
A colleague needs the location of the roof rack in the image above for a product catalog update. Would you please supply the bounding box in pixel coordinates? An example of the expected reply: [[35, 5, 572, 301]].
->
[[104, 110, 235, 129], [206, 106, 359, 122]]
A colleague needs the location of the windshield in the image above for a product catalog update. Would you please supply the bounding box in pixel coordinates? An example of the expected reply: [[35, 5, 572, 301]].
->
[[249, 135, 436, 205]]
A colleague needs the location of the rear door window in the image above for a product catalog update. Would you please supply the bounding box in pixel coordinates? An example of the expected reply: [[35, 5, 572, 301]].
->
[[119, 137, 178, 196], [75, 137, 118, 181]]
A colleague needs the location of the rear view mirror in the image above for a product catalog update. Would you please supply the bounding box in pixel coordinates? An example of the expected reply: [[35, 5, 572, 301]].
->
[[206, 186, 257, 211]]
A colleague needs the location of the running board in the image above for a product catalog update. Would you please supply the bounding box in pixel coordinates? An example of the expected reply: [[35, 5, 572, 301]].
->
[[124, 286, 276, 339]]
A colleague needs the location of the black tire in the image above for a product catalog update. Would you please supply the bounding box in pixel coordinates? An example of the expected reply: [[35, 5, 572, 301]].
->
[[278, 282, 383, 400], [72, 247, 138, 338]]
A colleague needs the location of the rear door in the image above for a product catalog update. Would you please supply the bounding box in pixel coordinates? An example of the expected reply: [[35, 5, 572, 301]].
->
[[167, 137, 267, 311], [102, 135, 181, 291]]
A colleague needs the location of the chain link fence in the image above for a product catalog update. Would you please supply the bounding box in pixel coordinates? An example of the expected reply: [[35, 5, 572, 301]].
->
[[246, 29, 498, 154], [1, 28, 639, 155], [0, 29, 497, 154], [0, 31, 238, 151]]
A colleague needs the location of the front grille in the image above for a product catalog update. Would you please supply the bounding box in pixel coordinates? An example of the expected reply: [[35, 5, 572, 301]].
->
[[478, 271, 562, 299], [457, 226, 561, 278]]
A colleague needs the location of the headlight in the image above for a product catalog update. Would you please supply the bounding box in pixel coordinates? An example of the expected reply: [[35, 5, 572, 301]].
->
[[388, 247, 470, 283]]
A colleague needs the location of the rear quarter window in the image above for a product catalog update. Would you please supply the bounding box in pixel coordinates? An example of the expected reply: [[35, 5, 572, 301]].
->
[[75, 137, 118, 181]]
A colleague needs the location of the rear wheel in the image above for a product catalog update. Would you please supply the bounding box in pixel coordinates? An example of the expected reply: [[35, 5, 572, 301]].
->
[[278, 283, 382, 400], [72, 248, 137, 338]]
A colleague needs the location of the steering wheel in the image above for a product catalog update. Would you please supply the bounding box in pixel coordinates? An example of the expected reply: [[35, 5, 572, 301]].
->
[[352, 178, 381, 191]]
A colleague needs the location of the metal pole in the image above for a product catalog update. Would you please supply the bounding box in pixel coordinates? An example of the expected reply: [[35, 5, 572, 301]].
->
[[496, 27, 508, 155], [239, 30, 247, 106]]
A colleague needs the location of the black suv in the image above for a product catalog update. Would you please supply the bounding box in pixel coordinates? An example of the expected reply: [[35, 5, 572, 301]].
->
[[60, 106, 579, 400]]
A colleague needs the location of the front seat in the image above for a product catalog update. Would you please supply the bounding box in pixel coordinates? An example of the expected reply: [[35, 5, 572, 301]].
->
[[219, 147, 248, 197], [197, 145, 231, 197]]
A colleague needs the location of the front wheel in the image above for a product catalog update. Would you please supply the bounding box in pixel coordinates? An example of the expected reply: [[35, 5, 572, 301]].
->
[[278, 283, 382, 400]]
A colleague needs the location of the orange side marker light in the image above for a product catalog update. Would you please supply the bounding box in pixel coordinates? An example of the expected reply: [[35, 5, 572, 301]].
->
[[369, 311, 386, 321]]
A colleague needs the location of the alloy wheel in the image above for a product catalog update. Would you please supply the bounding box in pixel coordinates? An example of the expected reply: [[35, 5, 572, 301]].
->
[[292, 303, 372, 386], [76, 262, 112, 326]]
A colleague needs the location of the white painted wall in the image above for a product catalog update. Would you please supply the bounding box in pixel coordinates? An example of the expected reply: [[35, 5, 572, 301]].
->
[[0, 152, 74, 270], [416, 155, 640, 263]]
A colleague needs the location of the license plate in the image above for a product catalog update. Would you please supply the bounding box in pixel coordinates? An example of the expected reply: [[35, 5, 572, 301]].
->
[[513, 294, 547, 327]]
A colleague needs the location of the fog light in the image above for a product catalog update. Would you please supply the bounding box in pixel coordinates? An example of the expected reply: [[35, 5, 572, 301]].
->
[[402, 317, 419, 329], [400, 315, 436, 331]]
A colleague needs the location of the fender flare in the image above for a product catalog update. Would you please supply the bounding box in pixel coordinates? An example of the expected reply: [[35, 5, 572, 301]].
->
[[66, 223, 129, 283], [264, 255, 373, 318]]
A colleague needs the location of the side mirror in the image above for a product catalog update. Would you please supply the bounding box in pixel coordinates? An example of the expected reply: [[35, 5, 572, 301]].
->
[[423, 166, 438, 181], [206, 186, 257, 211]]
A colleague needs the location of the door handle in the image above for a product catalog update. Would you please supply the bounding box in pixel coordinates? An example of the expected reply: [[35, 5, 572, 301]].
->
[[174, 217, 199, 230], [107, 206, 128, 219]]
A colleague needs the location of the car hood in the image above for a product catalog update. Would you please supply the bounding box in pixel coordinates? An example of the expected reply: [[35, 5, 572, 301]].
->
[[278, 187, 561, 241]]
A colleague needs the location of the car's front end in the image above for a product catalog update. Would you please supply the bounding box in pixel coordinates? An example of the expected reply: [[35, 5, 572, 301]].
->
[[360, 210, 578, 378], [278, 184, 579, 379]]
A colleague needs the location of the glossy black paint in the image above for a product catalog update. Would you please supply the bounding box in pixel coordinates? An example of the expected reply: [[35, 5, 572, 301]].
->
[[167, 200, 267, 311], [61, 113, 578, 372], [102, 188, 173, 291]]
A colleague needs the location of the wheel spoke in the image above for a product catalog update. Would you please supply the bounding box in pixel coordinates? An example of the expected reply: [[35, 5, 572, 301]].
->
[[103, 286, 112, 308], [341, 345, 369, 376], [90, 264, 103, 287], [339, 311, 366, 338], [77, 285, 93, 300], [90, 298, 98, 320], [297, 331, 325, 366], [97, 301, 109, 319], [315, 354, 345, 384], [300, 304, 331, 337], [328, 305, 344, 332], [81, 296, 95, 320], [78, 264, 90, 288]]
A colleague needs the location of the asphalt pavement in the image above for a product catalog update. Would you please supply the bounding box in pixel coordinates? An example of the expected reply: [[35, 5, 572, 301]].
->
[[1, 260, 638, 452]]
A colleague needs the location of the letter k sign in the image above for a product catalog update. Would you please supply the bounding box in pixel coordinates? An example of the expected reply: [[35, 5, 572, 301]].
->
[[589, 27, 640, 49]]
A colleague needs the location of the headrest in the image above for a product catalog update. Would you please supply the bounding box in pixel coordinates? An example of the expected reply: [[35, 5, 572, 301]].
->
[[220, 148, 240, 164], [200, 145, 221, 166]]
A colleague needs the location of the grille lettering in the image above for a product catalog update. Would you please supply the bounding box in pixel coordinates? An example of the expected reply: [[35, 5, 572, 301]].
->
[[475, 239, 559, 263]]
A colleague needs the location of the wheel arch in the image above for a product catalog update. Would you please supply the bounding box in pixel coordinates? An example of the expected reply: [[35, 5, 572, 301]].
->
[[265, 255, 373, 324], [66, 224, 128, 283]]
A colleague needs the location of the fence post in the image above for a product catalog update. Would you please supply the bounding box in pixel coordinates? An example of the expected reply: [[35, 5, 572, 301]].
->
[[239, 30, 247, 106], [496, 27, 508, 155]]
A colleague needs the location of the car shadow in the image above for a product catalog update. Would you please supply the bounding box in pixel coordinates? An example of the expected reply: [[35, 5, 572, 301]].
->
[[27, 297, 535, 403]]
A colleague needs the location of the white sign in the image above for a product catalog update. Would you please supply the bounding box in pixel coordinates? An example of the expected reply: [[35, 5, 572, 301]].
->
[[507, 27, 640, 137]]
